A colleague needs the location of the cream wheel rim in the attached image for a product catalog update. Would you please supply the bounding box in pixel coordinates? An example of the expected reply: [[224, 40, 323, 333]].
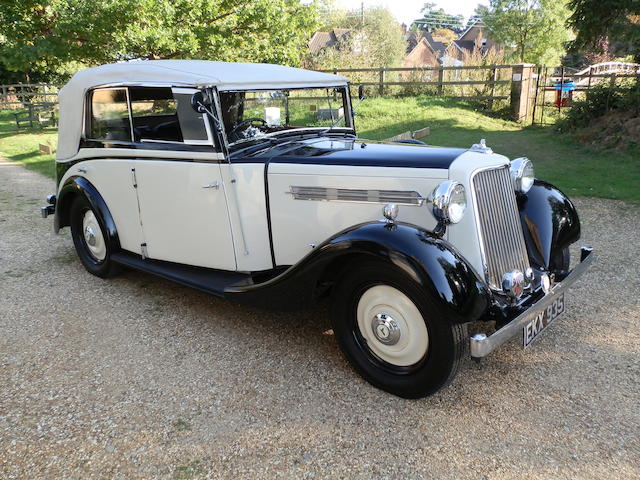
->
[[82, 210, 106, 261], [356, 285, 429, 366]]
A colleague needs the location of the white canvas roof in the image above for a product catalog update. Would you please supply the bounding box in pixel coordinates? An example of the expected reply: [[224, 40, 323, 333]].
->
[[57, 60, 348, 160]]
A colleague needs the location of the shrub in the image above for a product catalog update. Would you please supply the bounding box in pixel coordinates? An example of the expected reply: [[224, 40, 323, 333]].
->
[[557, 81, 640, 151], [559, 81, 640, 130]]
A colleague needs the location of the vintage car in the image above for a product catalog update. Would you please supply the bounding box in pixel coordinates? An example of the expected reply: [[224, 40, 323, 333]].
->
[[42, 60, 593, 398]]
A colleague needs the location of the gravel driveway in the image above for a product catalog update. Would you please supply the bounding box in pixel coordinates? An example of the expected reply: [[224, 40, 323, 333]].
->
[[1, 160, 639, 479]]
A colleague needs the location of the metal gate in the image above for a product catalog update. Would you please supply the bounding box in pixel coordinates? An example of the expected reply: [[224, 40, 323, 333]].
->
[[531, 63, 640, 125]]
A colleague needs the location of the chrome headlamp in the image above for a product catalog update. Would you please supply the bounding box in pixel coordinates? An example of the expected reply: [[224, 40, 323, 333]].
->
[[510, 157, 535, 194], [429, 180, 466, 224]]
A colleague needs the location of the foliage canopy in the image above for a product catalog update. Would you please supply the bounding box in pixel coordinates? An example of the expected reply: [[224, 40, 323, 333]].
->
[[567, 0, 640, 61], [307, 6, 407, 70], [479, 0, 573, 66], [0, 0, 320, 81], [413, 3, 464, 33]]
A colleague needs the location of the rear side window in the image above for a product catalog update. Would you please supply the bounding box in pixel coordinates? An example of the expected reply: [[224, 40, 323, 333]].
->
[[129, 87, 211, 144], [89, 88, 132, 141], [88, 86, 212, 146]]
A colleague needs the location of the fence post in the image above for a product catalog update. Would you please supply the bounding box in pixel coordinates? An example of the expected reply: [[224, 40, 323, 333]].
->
[[378, 68, 385, 96], [531, 66, 541, 125], [510, 64, 535, 123], [437, 67, 444, 96], [558, 66, 565, 114], [487, 67, 497, 110]]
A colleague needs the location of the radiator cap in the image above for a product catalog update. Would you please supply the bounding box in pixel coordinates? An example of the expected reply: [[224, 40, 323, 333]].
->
[[470, 138, 493, 154]]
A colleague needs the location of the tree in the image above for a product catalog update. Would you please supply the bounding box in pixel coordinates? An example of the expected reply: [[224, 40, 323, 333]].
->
[[413, 3, 464, 33], [464, 13, 483, 31], [0, 0, 320, 79], [479, 0, 573, 65], [308, 6, 407, 69], [567, 0, 640, 61], [432, 28, 457, 43]]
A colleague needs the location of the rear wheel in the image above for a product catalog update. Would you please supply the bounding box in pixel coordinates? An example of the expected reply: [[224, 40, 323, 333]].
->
[[330, 261, 467, 398], [70, 196, 118, 278]]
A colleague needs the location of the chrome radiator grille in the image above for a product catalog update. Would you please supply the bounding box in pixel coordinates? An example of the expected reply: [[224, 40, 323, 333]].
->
[[472, 166, 530, 289]]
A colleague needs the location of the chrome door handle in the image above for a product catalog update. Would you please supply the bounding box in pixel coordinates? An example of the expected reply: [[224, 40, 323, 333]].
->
[[202, 181, 220, 189]]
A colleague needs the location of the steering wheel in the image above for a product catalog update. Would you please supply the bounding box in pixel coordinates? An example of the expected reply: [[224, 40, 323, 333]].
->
[[229, 117, 267, 137]]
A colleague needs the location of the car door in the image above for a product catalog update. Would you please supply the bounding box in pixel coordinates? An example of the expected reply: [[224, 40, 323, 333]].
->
[[129, 86, 237, 271]]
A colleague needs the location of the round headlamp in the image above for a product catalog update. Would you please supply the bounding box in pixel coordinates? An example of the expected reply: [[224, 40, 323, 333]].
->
[[430, 180, 466, 224], [510, 157, 535, 194]]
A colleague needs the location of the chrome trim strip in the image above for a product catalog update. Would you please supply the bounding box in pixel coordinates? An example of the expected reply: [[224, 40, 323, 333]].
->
[[287, 186, 426, 206], [470, 247, 594, 359], [125, 87, 135, 143]]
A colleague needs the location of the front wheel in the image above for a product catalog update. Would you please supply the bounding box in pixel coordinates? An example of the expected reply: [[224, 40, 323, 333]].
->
[[70, 196, 118, 278], [330, 261, 467, 398]]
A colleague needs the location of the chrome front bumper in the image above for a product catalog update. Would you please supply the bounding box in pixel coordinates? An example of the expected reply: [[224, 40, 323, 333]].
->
[[470, 246, 594, 359]]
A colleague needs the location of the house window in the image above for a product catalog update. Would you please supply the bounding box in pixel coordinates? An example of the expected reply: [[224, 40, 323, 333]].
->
[[89, 88, 132, 142]]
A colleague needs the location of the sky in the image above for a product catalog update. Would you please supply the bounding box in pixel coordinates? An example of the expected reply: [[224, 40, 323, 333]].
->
[[332, 0, 486, 26]]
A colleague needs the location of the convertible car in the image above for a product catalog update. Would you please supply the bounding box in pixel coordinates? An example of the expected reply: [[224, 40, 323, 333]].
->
[[42, 61, 593, 397]]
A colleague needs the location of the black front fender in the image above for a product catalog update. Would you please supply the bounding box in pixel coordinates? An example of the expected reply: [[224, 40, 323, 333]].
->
[[55, 176, 120, 250], [518, 180, 581, 270], [226, 221, 490, 321]]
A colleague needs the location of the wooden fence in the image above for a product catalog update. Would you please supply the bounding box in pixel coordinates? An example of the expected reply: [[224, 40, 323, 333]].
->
[[321, 65, 514, 107], [0, 83, 61, 109], [6, 63, 634, 125]]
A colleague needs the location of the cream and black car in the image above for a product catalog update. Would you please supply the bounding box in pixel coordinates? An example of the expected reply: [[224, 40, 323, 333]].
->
[[42, 60, 593, 398]]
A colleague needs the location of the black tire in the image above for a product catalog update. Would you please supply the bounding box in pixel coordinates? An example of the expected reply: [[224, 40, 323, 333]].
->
[[70, 195, 118, 278], [330, 260, 467, 398]]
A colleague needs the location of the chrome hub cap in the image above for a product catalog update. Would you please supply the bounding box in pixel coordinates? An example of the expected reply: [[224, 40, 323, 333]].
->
[[84, 226, 97, 246], [81, 210, 106, 261], [357, 285, 429, 367], [371, 313, 401, 345]]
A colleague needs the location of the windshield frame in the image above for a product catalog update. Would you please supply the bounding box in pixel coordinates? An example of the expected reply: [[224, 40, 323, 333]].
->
[[217, 85, 355, 149]]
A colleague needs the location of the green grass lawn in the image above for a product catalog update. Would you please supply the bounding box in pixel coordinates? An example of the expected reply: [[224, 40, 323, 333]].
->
[[1, 97, 638, 202], [356, 97, 640, 203], [0, 110, 57, 178]]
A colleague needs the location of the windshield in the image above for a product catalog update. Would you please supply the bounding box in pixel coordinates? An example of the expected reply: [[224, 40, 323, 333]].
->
[[218, 87, 352, 146]]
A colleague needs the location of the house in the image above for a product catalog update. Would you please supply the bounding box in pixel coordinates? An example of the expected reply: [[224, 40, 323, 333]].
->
[[445, 19, 503, 63], [308, 28, 352, 55], [402, 31, 446, 68]]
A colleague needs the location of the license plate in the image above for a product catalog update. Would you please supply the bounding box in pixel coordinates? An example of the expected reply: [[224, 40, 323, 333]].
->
[[523, 293, 565, 348]]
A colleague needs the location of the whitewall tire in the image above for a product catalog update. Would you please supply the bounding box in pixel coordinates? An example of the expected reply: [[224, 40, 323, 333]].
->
[[70, 196, 118, 278], [330, 260, 467, 398]]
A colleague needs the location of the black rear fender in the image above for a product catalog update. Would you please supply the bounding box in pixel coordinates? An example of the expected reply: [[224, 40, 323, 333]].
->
[[55, 176, 120, 250]]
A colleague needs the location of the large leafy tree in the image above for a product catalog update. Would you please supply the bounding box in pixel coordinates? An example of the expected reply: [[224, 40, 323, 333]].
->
[[309, 6, 407, 69], [413, 3, 464, 33], [479, 0, 573, 65], [567, 0, 640, 61], [0, 0, 319, 80]]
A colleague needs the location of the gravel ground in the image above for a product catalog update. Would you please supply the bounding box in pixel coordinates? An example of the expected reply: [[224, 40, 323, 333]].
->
[[1, 160, 639, 480]]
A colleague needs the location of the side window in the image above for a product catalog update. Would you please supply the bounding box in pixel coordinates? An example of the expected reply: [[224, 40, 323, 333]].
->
[[129, 87, 212, 145], [172, 88, 211, 144], [89, 88, 132, 141]]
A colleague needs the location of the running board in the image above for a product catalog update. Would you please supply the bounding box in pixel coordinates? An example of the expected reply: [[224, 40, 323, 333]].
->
[[111, 251, 254, 297]]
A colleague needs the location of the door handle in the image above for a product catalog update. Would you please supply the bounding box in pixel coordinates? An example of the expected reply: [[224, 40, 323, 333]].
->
[[202, 181, 220, 189]]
